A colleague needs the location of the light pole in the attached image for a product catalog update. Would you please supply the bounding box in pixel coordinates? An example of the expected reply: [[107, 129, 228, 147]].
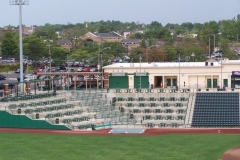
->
[[24, 53, 29, 74], [212, 34, 215, 52], [99, 47, 111, 92], [209, 38, 211, 60], [138, 51, 142, 91], [177, 50, 181, 90], [66, 51, 69, 90], [65, 50, 72, 90], [191, 52, 195, 62], [220, 50, 223, 88], [46, 44, 52, 72], [10, 0, 29, 93], [0, 42, 2, 56], [108, 59, 111, 65]]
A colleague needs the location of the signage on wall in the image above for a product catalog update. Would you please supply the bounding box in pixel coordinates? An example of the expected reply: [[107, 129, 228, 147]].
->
[[232, 71, 240, 75], [136, 72, 146, 76], [112, 73, 125, 76]]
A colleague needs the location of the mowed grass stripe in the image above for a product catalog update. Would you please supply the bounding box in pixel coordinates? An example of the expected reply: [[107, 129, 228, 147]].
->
[[0, 133, 239, 160]]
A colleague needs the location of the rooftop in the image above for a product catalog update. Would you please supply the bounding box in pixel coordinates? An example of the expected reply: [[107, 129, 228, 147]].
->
[[104, 60, 240, 69]]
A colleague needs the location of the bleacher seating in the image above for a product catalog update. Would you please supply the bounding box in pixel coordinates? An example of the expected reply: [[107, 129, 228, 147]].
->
[[191, 92, 240, 127]]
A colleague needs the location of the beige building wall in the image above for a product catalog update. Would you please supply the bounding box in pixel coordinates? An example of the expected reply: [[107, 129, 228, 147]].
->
[[104, 60, 240, 89]]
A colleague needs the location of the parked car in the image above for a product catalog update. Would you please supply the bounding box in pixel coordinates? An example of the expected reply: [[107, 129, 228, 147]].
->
[[32, 68, 42, 74], [6, 58, 16, 63], [0, 75, 6, 80], [67, 69, 75, 72], [90, 68, 98, 72], [39, 75, 47, 80], [77, 67, 83, 72], [59, 66, 67, 72], [15, 68, 25, 73], [82, 68, 90, 72], [84, 64, 90, 67], [24, 74, 39, 81], [17, 75, 25, 82], [72, 61, 80, 67]]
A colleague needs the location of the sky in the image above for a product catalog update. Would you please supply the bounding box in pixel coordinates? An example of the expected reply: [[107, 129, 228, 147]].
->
[[1, 0, 240, 27]]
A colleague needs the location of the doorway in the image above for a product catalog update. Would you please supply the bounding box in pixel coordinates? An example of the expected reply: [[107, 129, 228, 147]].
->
[[155, 76, 163, 88]]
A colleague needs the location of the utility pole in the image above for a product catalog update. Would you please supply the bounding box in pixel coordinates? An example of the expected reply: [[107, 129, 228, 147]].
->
[[10, 0, 29, 93], [177, 50, 181, 90], [46, 44, 52, 72], [99, 47, 111, 92], [209, 38, 211, 60]]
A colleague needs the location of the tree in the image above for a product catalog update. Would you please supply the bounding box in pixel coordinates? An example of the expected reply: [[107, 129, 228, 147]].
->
[[218, 38, 237, 60], [50, 47, 68, 65], [23, 35, 46, 60], [1, 31, 18, 56], [149, 21, 162, 28], [164, 46, 177, 62], [62, 26, 85, 49], [181, 22, 194, 31], [183, 45, 207, 62], [220, 20, 238, 42], [148, 48, 166, 62], [33, 25, 58, 40]]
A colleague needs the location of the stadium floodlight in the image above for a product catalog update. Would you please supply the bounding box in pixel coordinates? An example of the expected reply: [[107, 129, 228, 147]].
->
[[10, 0, 29, 93]]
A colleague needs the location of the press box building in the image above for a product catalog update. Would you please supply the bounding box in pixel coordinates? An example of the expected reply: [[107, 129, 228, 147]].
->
[[103, 59, 240, 90]]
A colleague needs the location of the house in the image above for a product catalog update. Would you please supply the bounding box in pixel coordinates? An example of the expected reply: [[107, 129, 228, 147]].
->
[[0, 26, 35, 36], [58, 39, 72, 51], [81, 31, 122, 43], [120, 39, 141, 54]]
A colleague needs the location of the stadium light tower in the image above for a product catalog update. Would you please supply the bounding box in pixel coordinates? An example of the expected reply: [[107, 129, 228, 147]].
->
[[99, 47, 111, 92], [10, 0, 29, 93]]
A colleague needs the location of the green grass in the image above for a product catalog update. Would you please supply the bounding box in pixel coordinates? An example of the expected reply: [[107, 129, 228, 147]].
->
[[0, 133, 239, 160]]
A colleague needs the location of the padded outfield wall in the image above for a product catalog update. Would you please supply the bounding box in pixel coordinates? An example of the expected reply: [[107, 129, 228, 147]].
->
[[0, 111, 70, 130]]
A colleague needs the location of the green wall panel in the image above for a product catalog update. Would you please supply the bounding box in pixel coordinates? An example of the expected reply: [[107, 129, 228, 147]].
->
[[0, 111, 70, 130], [109, 76, 128, 88], [134, 76, 149, 88]]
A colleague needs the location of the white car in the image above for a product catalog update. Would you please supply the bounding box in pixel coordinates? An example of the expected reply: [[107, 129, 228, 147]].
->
[[24, 74, 38, 81], [6, 58, 16, 63], [90, 68, 97, 72], [77, 67, 83, 72]]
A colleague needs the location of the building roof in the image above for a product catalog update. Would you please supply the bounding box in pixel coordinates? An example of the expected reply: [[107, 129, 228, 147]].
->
[[94, 31, 121, 38], [120, 39, 141, 43], [59, 39, 72, 45], [103, 60, 240, 69]]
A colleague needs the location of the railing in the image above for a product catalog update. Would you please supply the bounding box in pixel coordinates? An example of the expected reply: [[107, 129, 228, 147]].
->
[[184, 92, 195, 127]]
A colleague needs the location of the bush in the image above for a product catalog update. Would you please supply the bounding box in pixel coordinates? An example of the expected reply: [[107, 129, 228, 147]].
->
[[0, 64, 20, 72]]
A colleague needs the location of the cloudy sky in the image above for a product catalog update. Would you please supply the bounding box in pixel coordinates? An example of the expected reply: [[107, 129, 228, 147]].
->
[[1, 0, 240, 27]]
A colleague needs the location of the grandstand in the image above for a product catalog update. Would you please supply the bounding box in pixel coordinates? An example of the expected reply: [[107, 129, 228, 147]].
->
[[0, 88, 239, 130]]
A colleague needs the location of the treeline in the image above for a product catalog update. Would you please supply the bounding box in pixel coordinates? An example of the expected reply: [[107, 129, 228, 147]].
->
[[1, 14, 240, 65]]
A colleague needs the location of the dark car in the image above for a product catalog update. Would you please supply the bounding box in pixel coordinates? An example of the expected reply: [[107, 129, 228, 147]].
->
[[0, 75, 6, 80], [15, 69, 25, 73], [59, 66, 67, 72], [17, 75, 25, 82]]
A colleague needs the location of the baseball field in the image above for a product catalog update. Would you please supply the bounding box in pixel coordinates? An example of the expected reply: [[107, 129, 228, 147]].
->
[[0, 129, 239, 160]]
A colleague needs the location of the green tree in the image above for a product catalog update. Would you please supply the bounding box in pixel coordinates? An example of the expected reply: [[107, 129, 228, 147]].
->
[[164, 46, 177, 62], [33, 25, 57, 40], [1, 31, 18, 56], [62, 26, 85, 49], [218, 38, 237, 59], [23, 35, 46, 60], [220, 20, 238, 42], [50, 47, 68, 65]]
